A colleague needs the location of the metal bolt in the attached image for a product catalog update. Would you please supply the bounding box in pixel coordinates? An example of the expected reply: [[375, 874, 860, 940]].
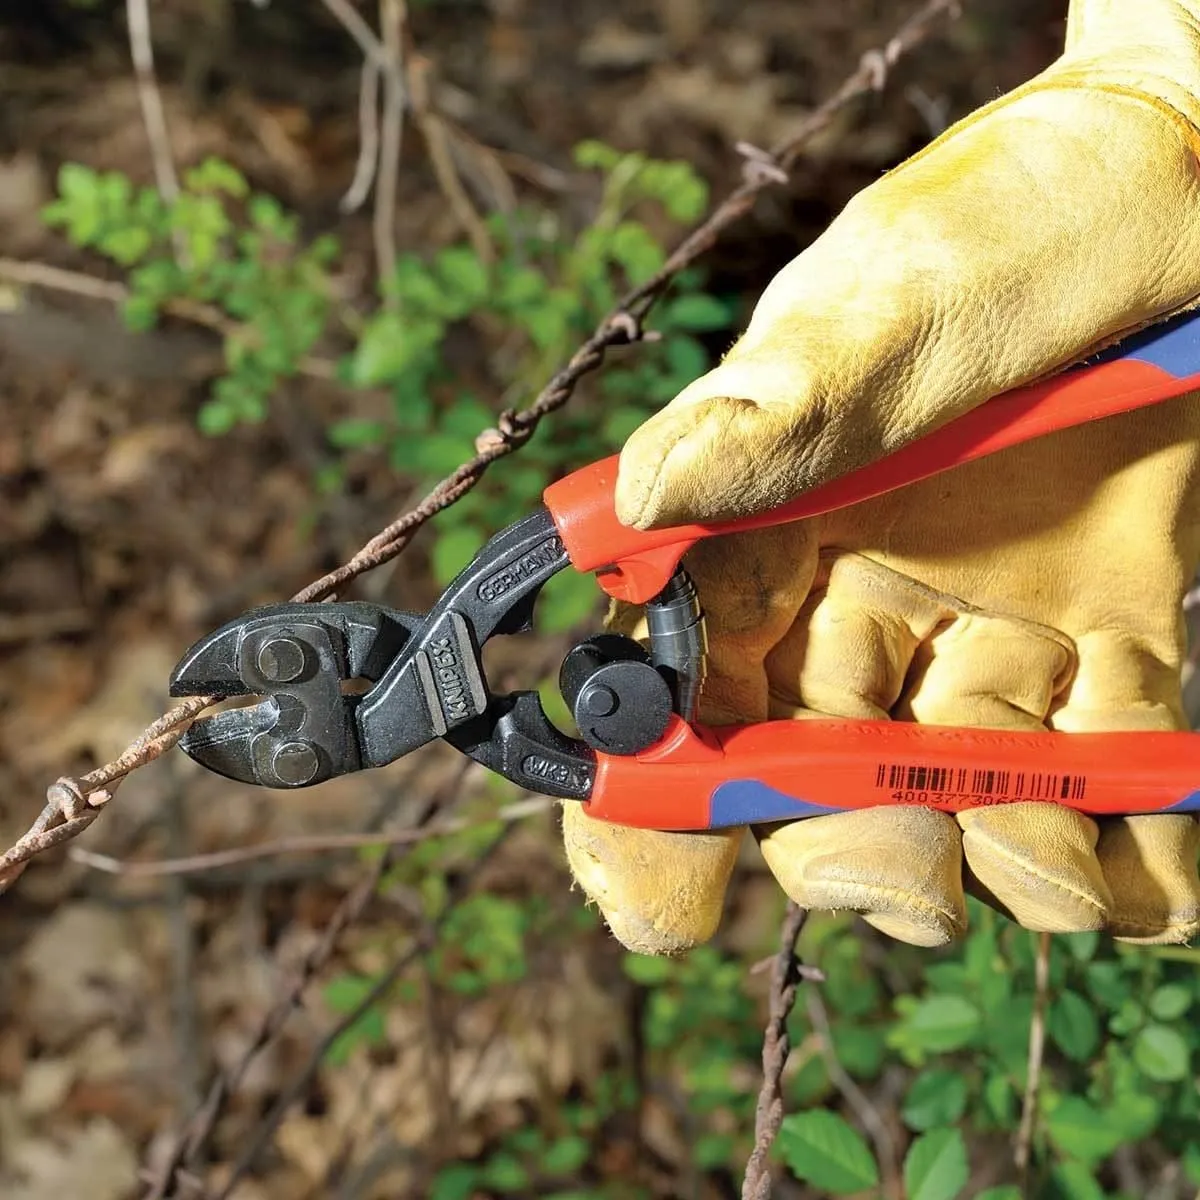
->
[[579, 684, 618, 717], [257, 635, 308, 684], [270, 741, 320, 786]]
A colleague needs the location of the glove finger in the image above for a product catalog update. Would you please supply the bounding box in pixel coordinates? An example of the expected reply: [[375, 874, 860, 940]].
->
[[1052, 630, 1200, 943], [562, 526, 813, 955], [560, 805, 743, 955], [759, 553, 993, 945], [758, 806, 965, 947], [879, 590, 1116, 932], [1097, 816, 1200, 944]]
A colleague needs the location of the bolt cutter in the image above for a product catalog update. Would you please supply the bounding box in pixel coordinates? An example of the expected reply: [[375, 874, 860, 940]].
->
[[169, 309, 1200, 830]]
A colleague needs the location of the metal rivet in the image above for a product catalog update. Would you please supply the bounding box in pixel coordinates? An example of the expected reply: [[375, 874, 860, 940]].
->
[[579, 684, 618, 717], [271, 741, 320, 786], [257, 636, 307, 684]]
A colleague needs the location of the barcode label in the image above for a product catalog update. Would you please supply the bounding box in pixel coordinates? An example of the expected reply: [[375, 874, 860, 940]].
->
[[874, 763, 1086, 804]]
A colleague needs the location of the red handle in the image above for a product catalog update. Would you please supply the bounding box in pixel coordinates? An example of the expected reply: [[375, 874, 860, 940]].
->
[[586, 717, 1200, 830], [544, 317, 1200, 603]]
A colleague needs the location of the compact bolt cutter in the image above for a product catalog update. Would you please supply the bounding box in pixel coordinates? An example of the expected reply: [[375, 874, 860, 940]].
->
[[170, 309, 1200, 830]]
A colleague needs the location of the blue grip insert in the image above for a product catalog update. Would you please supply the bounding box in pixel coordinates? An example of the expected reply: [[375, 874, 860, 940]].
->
[[709, 780, 841, 828], [1090, 308, 1200, 378]]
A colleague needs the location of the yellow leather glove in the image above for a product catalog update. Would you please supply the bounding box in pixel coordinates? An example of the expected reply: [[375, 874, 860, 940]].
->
[[562, 0, 1200, 951]]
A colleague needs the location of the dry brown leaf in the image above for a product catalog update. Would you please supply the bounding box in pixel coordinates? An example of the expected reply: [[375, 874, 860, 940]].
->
[[18, 903, 146, 1047], [4, 1117, 137, 1200]]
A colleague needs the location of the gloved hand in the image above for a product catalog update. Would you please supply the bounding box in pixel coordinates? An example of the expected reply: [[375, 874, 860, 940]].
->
[[562, 0, 1200, 951]]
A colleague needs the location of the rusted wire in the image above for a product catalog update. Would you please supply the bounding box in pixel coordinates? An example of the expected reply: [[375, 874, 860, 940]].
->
[[0, 0, 962, 894], [742, 902, 811, 1200]]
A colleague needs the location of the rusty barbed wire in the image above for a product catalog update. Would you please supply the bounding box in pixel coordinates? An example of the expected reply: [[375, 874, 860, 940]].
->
[[0, 0, 962, 895], [742, 902, 812, 1200]]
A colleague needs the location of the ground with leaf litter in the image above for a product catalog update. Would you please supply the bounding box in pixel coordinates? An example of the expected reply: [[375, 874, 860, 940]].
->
[[3, 4, 1158, 1200]]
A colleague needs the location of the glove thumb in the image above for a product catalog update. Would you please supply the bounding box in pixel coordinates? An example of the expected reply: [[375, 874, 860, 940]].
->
[[613, 340, 840, 530]]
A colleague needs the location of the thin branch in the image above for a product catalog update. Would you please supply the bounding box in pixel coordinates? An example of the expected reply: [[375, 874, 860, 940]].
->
[[1015, 930, 1052, 1181], [126, 0, 179, 203], [0, 257, 338, 381], [807, 988, 902, 1200], [69, 795, 550, 878], [163, 769, 203, 1115], [340, 59, 382, 215], [319, 0, 398, 75], [139, 763, 473, 1200], [210, 824, 514, 1200], [408, 53, 494, 265], [373, 0, 406, 286], [742, 902, 810, 1200]]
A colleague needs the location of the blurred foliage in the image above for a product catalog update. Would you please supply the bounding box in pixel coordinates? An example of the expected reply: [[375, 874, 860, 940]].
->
[[41, 144, 733, 633]]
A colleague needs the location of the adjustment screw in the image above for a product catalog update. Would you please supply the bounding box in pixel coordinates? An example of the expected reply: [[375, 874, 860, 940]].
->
[[579, 684, 618, 717], [257, 636, 308, 684], [270, 741, 320, 786]]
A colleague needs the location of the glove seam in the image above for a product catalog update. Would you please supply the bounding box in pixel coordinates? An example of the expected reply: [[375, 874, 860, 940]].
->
[[886, 75, 1200, 190], [960, 828, 1111, 916]]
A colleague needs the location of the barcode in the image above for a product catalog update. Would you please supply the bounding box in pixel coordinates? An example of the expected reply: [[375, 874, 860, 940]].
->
[[874, 763, 1086, 802]]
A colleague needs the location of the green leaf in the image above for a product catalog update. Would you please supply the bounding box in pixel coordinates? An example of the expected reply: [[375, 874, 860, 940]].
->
[[321, 974, 387, 1065], [600, 406, 648, 447], [975, 1190, 1022, 1200], [573, 139, 623, 171], [329, 418, 387, 450], [536, 570, 600, 634], [1049, 1162, 1107, 1200], [1045, 1094, 1158, 1165], [663, 334, 709, 385], [348, 309, 417, 384], [435, 245, 490, 304], [1061, 930, 1100, 962], [184, 157, 249, 197], [431, 526, 484, 587], [122, 294, 159, 333], [1085, 961, 1131, 1010], [903, 1128, 969, 1200], [902, 1070, 968, 1132], [890, 994, 982, 1055], [522, 300, 571, 351], [776, 1110, 879, 1195], [661, 293, 731, 332], [419, 432, 474, 476], [1133, 1023, 1190, 1082], [695, 1131, 737, 1170], [981, 1073, 1015, 1127], [429, 1163, 479, 1200], [440, 395, 496, 440], [481, 1152, 530, 1191], [1183, 1141, 1200, 1186], [1108, 998, 1145, 1037], [608, 221, 665, 283], [831, 1025, 887, 1081], [100, 224, 154, 266], [1148, 983, 1192, 1021], [542, 1134, 589, 1176], [1049, 990, 1101, 1062], [623, 953, 673, 986]]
